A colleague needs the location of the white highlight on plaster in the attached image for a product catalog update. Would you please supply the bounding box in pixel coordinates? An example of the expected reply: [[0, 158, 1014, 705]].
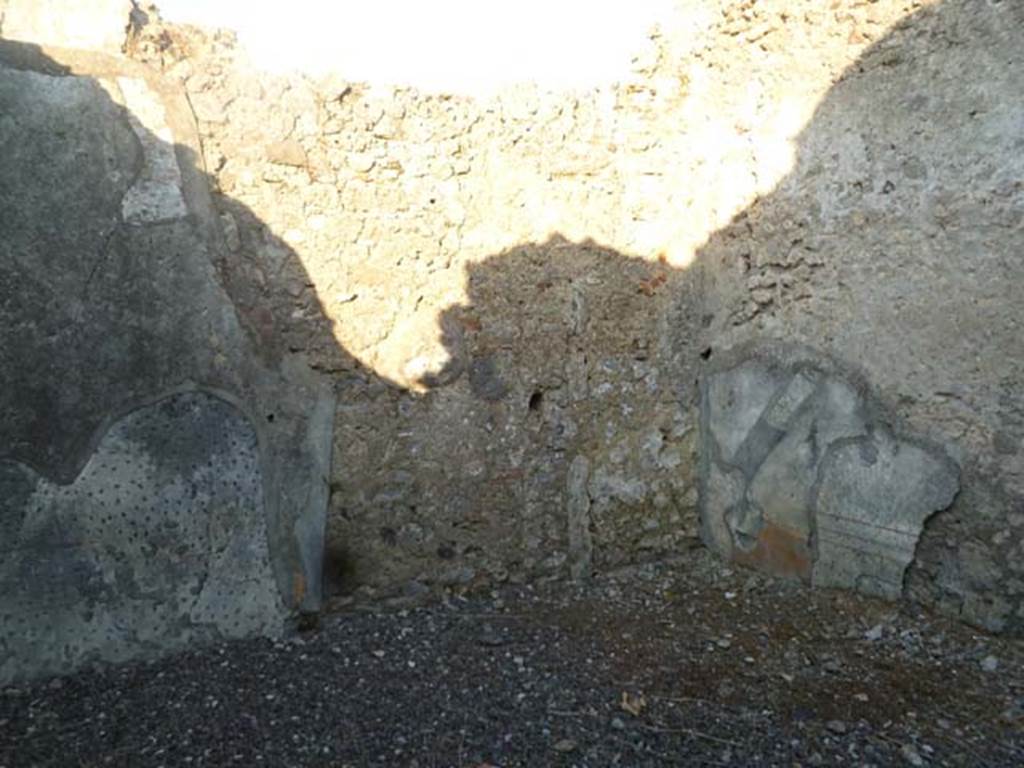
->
[[114, 77, 189, 224]]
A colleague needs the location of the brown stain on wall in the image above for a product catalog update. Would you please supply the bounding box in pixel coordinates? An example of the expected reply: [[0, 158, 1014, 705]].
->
[[733, 522, 812, 581], [292, 571, 306, 606]]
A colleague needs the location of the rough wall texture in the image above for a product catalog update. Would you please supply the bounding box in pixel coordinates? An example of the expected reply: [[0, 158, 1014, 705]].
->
[[694, 0, 1024, 632], [126, 12, 709, 598], [2, 0, 1022, 685], [0, 36, 334, 682], [117, 0, 1022, 633]]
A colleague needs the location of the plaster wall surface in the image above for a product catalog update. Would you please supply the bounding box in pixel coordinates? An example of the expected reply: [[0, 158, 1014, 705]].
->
[[698, 345, 961, 600], [1, 0, 1022, 686], [126, 0, 1022, 632], [694, 1, 1024, 631], [0, 392, 282, 682], [0, 36, 334, 682]]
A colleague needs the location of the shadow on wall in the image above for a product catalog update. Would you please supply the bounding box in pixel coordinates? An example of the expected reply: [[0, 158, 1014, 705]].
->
[[384, 0, 1023, 631], [0, 39, 341, 681], [0, 0, 1021, 687], [373, 238, 700, 595], [690, 0, 1024, 632], [0, 35, 692, 682], [196, 0, 1019, 632]]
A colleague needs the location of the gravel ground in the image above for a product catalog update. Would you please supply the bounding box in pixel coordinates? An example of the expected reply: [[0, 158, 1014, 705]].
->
[[2, 549, 1022, 767]]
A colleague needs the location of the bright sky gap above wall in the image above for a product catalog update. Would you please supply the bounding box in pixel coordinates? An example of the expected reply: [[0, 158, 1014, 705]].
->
[[158, 0, 674, 93]]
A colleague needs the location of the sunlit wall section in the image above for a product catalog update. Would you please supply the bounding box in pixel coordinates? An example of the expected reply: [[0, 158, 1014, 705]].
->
[[179, 0, 920, 387]]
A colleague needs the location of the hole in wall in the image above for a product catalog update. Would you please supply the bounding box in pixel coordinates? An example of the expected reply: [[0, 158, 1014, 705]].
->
[[700, 346, 713, 360], [266, 413, 275, 423], [528, 390, 544, 412], [437, 542, 456, 560], [322, 542, 358, 597]]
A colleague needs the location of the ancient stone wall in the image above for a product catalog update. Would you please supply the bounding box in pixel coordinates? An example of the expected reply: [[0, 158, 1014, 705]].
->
[[694, 0, 1024, 632], [1, 0, 1022, 684], [122, 0, 1023, 633]]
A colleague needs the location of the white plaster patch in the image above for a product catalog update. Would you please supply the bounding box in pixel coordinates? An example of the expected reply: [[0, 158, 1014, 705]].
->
[[116, 77, 188, 224]]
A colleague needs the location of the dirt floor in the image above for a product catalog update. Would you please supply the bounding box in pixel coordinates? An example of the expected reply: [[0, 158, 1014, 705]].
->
[[2, 548, 1022, 767]]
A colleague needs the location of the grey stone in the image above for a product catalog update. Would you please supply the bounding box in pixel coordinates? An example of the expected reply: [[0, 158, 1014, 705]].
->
[[826, 720, 847, 735], [467, 355, 508, 401], [812, 430, 959, 599], [900, 744, 925, 767], [864, 624, 884, 641], [993, 430, 1018, 456], [700, 345, 959, 599]]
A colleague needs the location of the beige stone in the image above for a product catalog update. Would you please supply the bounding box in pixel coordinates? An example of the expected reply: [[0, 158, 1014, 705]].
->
[[1, 0, 132, 54]]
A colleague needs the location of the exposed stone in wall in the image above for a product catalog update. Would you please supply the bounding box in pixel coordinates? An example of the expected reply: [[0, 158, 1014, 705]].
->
[[567, 455, 594, 581], [694, 0, 1024, 631], [317, 242, 698, 595], [3, 0, 1022, 649], [124, 0, 908, 601], [0, 393, 281, 683], [115, 0, 1024, 633], [700, 345, 960, 600]]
